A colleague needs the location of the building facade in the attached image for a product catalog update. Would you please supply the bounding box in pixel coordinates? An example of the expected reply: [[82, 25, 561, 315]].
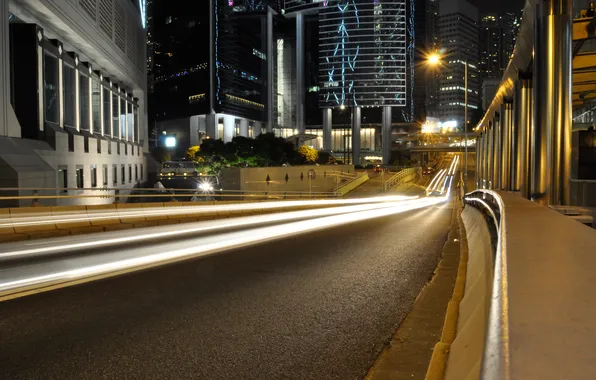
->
[[438, 0, 480, 130], [150, 0, 279, 157], [0, 0, 148, 206], [479, 12, 518, 111], [414, 0, 440, 121]]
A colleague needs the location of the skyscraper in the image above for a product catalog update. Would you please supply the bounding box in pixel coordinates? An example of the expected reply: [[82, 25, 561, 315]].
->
[[150, 0, 279, 154], [414, 0, 440, 121], [479, 13, 516, 80], [438, 0, 480, 130], [478, 12, 518, 110]]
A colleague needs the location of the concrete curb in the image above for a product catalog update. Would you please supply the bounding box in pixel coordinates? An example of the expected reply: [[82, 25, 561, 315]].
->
[[425, 200, 468, 380]]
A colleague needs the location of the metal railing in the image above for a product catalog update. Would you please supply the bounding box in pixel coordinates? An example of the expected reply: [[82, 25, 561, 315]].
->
[[383, 167, 421, 192], [463, 189, 508, 380], [0, 187, 340, 207]]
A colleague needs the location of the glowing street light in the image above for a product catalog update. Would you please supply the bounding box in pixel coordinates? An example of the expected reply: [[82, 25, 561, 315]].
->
[[427, 53, 441, 66]]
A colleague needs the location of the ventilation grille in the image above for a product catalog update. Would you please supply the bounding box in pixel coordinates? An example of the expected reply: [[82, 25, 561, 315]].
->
[[79, 0, 97, 21], [114, 2, 125, 52], [127, 22, 136, 64], [98, 0, 112, 38]]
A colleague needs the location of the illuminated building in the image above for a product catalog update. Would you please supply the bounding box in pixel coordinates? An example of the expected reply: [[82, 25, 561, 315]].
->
[[283, 0, 410, 165], [149, 0, 280, 156], [437, 0, 480, 130], [0, 0, 147, 206]]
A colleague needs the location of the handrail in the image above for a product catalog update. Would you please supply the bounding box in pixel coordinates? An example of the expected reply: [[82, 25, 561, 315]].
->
[[332, 172, 367, 193], [383, 167, 421, 192], [463, 189, 510, 380]]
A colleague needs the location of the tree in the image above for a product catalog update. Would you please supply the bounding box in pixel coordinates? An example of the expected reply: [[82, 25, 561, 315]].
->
[[186, 145, 202, 161], [317, 151, 337, 165], [150, 146, 171, 163], [254, 133, 296, 166], [197, 139, 226, 179], [297, 145, 319, 164]]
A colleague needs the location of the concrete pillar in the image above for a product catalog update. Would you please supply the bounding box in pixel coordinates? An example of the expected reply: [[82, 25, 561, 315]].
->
[[483, 126, 490, 188], [476, 133, 482, 188], [266, 7, 276, 131], [189, 115, 200, 146], [223, 115, 235, 143], [322, 108, 332, 150], [295, 13, 305, 135], [382, 106, 392, 165], [516, 73, 532, 197], [533, 0, 573, 205], [487, 123, 494, 189], [493, 115, 501, 189], [352, 106, 361, 166], [0, 2, 19, 138], [206, 114, 218, 139], [239, 118, 249, 137], [501, 101, 513, 191], [254, 121, 263, 136]]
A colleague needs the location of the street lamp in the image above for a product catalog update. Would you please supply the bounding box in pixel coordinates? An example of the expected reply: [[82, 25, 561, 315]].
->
[[427, 53, 468, 192]]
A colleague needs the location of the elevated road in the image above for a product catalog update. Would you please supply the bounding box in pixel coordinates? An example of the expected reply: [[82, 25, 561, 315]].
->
[[0, 200, 452, 380]]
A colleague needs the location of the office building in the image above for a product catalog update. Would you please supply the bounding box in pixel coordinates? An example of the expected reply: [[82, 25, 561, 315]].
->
[[479, 12, 518, 110], [149, 0, 279, 157], [438, 0, 480, 130], [414, 0, 440, 121], [296, 0, 409, 165], [0, 0, 148, 206]]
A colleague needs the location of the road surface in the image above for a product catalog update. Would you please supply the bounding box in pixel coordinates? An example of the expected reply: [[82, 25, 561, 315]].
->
[[0, 203, 451, 380]]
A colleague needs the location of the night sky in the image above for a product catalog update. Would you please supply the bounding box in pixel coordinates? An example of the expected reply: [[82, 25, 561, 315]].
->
[[470, 0, 525, 14]]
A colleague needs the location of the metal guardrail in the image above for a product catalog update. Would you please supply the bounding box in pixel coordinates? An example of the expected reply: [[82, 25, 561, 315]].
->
[[0, 187, 340, 206], [383, 167, 421, 192], [463, 189, 508, 380]]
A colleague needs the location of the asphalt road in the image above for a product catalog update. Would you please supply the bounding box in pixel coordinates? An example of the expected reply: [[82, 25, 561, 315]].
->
[[0, 203, 452, 380]]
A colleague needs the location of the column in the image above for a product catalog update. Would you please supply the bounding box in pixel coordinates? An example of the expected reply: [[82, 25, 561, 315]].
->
[[476, 133, 482, 189], [254, 121, 263, 136], [483, 126, 490, 188], [206, 113, 218, 139], [500, 101, 513, 191], [382, 106, 392, 165], [487, 122, 494, 189], [239, 118, 249, 137], [295, 13, 305, 135], [0, 2, 19, 138], [322, 108, 332, 150], [352, 106, 361, 166], [223, 115, 234, 143], [266, 7, 275, 131], [515, 73, 533, 197], [533, 0, 572, 205]]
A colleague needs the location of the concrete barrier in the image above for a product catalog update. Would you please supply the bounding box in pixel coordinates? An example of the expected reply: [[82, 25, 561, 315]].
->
[[443, 205, 493, 380]]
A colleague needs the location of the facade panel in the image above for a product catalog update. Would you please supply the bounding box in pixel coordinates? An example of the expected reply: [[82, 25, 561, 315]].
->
[[318, 0, 407, 108]]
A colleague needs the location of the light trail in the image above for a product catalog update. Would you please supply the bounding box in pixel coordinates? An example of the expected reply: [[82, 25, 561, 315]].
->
[[0, 195, 419, 228], [0, 194, 450, 301], [0, 199, 422, 260]]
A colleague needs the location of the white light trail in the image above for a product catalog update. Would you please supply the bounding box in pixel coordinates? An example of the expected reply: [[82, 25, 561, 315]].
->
[[0, 195, 449, 300], [0, 200, 421, 260], [0, 196, 418, 228]]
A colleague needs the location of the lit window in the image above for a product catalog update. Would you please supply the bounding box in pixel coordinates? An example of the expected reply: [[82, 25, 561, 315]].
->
[[166, 16, 172, 24]]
